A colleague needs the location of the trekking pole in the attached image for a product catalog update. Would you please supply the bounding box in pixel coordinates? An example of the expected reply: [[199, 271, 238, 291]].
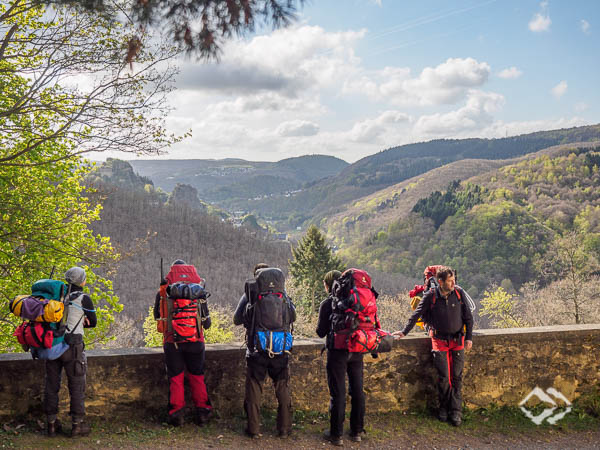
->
[[49, 266, 56, 279], [160, 257, 164, 284]]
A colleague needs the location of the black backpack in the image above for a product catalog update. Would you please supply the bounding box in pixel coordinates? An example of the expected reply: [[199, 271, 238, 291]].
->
[[245, 268, 294, 355]]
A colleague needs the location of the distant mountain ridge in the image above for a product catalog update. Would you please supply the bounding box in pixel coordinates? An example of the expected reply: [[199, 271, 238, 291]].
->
[[128, 154, 349, 193]]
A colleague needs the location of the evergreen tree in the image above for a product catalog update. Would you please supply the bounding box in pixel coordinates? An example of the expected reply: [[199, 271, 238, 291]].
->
[[289, 225, 343, 315]]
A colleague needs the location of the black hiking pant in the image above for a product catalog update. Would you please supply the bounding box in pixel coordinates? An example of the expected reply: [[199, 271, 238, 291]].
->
[[244, 352, 291, 435], [44, 344, 87, 423], [326, 349, 365, 438]]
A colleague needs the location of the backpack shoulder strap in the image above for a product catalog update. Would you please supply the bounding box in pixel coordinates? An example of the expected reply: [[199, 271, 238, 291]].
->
[[455, 287, 463, 303]]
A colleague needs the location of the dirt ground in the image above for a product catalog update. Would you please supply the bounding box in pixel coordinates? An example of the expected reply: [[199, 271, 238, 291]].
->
[[2, 409, 599, 450]]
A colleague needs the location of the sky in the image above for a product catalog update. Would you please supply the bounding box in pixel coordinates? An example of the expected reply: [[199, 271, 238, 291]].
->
[[150, 0, 599, 163]]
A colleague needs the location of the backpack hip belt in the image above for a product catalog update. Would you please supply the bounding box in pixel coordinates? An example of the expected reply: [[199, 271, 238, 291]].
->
[[431, 328, 464, 341]]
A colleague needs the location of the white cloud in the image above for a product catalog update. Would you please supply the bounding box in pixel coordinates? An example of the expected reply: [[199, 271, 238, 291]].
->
[[529, 13, 551, 32], [581, 19, 591, 34], [498, 67, 523, 79], [551, 80, 568, 98], [345, 57, 491, 107], [574, 102, 589, 113], [529, 2, 551, 32], [176, 25, 365, 96], [349, 111, 410, 142], [414, 90, 505, 136], [370, 0, 383, 6], [276, 120, 320, 137]]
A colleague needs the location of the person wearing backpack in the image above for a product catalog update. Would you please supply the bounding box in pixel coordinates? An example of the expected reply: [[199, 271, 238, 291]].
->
[[44, 267, 97, 438], [153, 259, 213, 427], [233, 263, 296, 439], [393, 266, 474, 427], [316, 270, 366, 446]]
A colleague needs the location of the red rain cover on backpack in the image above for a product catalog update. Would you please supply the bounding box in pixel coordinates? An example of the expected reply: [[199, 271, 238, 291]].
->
[[162, 265, 205, 343], [346, 269, 379, 328], [331, 269, 382, 351]]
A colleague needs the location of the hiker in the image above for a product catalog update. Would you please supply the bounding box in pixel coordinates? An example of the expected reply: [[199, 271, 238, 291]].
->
[[153, 259, 212, 426], [233, 263, 296, 439], [316, 270, 366, 446], [45, 267, 97, 437], [393, 265, 474, 426]]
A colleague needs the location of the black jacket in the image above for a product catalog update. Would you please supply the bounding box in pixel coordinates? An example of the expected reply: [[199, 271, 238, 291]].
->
[[316, 295, 334, 339], [233, 294, 249, 327], [402, 286, 473, 340]]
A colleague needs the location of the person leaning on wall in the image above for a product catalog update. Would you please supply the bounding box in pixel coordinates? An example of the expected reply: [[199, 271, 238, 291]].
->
[[393, 265, 473, 427]]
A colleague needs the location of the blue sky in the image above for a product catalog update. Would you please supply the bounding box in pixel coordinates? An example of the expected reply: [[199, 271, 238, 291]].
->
[[157, 0, 599, 162]]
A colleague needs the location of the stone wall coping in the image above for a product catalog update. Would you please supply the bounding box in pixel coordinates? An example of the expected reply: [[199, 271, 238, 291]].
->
[[1, 324, 598, 362]]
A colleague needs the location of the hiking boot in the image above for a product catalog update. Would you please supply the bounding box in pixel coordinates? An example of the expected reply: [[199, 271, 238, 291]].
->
[[167, 413, 184, 427], [196, 407, 212, 426], [244, 428, 260, 439], [70, 422, 91, 437], [323, 430, 343, 447], [350, 429, 366, 441], [349, 432, 362, 442], [438, 408, 448, 422], [449, 412, 462, 427], [47, 419, 62, 437]]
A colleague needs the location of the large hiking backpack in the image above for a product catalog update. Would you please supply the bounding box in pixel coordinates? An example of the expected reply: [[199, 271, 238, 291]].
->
[[409, 265, 476, 331], [158, 264, 208, 343], [330, 269, 392, 354], [247, 268, 294, 357], [12, 279, 69, 350]]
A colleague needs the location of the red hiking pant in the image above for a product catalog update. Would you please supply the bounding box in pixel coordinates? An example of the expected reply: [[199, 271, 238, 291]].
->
[[164, 342, 211, 416]]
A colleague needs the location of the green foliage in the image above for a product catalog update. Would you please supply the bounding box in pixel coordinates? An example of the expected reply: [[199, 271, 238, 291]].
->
[[0, 5, 125, 352], [480, 287, 527, 328], [413, 181, 487, 228], [143, 306, 163, 347], [203, 309, 235, 344], [289, 225, 343, 315]]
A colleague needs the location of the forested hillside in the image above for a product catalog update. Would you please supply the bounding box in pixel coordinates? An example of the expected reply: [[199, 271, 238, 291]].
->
[[88, 181, 290, 345], [337, 144, 600, 305], [247, 125, 600, 230]]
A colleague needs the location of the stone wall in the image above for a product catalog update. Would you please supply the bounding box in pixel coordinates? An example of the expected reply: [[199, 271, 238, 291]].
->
[[0, 324, 598, 419]]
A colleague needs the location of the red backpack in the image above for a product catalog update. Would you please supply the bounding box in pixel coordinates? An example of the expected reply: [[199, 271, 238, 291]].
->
[[330, 269, 392, 353], [159, 264, 207, 343]]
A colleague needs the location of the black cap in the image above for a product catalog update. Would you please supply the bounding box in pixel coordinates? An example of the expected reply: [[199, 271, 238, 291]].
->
[[172, 259, 186, 266]]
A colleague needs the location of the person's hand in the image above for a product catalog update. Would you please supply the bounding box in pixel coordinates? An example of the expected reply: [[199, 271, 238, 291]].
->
[[392, 331, 405, 340], [465, 340, 473, 351], [84, 317, 90, 326]]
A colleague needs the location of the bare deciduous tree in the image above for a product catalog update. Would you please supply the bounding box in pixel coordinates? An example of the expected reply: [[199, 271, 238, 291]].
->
[[1, 1, 180, 167]]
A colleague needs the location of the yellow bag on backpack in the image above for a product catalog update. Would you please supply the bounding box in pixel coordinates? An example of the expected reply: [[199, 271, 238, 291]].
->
[[9, 295, 64, 322], [410, 295, 425, 330]]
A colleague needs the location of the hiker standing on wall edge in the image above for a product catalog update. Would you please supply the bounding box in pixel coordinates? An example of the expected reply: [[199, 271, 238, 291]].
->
[[45, 266, 96, 438], [154, 259, 213, 427], [393, 265, 473, 427]]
